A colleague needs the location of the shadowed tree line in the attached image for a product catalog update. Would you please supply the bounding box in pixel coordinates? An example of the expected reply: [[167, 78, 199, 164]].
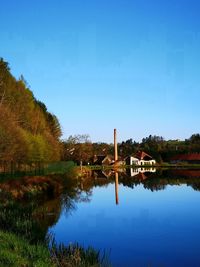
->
[[0, 58, 61, 172]]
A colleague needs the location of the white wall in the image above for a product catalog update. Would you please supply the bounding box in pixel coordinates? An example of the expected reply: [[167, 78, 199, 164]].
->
[[130, 157, 156, 165]]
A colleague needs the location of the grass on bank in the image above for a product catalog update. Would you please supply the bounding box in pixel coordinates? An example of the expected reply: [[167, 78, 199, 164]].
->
[[0, 199, 110, 267], [0, 231, 111, 267], [0, 231, 52, 267], [44, 161, 76, 175]]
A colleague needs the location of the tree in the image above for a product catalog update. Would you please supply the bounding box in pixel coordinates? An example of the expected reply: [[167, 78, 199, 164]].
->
[[63, 135, 93, 164], [0, 58, 62, 171]]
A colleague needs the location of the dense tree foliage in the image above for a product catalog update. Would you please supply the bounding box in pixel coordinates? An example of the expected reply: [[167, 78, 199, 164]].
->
[[0, 58, 61, 169]]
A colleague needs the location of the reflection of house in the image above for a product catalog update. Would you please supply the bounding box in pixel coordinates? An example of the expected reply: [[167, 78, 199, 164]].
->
[[92, 170, 109, 179], [93, 155, 115, 165], [125, 151, 156, 166], [171, 153, 200, 164], [127, 167, 156, 177]]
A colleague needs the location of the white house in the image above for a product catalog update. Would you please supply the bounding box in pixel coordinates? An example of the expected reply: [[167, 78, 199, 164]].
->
[[126, 151, 156, 166]]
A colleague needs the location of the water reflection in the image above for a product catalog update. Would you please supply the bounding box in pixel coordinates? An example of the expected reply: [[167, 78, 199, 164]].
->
[[1, 169, 200, 266], [52, 168, 200, 266], [115, 172, 119, 205], [127, 167, 156, 177]]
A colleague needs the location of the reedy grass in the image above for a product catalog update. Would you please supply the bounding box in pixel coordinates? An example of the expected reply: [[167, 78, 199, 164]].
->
[[49, 237, 111, 267]]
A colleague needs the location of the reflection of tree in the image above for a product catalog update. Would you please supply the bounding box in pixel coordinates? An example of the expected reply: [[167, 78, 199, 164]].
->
[[33, 198, 62, 230], [61, 180, 93, 218], [0, 173, 93, 243], [61, 194, 77, 217], [191, 183, 200, 191], [77, 190, 93, 203], [143, 182, 166, 191], [113, 169, 200, 192]]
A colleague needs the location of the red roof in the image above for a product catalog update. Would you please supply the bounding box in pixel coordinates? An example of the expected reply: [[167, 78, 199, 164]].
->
[[135, 151, 153, 160], [172, 153, 200, 161]]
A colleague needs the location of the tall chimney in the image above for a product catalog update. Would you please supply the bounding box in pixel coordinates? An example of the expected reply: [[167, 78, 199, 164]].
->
[[114, 128, 118, 162]]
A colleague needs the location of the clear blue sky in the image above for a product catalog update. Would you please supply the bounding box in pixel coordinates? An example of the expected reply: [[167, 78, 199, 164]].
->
[[0, 0, 200, 143]]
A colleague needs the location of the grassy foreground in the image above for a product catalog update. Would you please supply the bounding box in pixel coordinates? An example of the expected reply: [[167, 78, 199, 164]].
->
[[0, 231, 52, 267], [0, 231, 110, 267]]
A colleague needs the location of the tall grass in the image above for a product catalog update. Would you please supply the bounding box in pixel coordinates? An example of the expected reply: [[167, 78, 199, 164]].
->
[[49, 236, 111, 267]]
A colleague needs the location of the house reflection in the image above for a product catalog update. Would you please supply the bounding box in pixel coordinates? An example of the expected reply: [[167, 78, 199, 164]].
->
[[93, 169, 113, 179], [127, 167, 156, 178]]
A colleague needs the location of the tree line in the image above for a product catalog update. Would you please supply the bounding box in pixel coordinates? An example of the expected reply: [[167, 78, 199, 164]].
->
[[62, 134, 200, 164], [0, 58, 61, 171]]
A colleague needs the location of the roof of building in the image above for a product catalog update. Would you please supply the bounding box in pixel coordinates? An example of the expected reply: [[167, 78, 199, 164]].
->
[[135, 151, 153, 160], [93, 154, 114, 165]]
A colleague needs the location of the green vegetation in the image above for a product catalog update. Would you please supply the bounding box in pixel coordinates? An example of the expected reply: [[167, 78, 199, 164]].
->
[[44, 161, 76, 175], [0, 231, 52, 267], [0, 58, 61, 173], [0, 231, 109, 267]]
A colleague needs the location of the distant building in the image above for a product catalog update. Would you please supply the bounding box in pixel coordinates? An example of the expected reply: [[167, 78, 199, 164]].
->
[[93, 155, 115, 165], [171, 153, 200, 164], [125, 151, 156, 166], [93, 155, 125, 166]]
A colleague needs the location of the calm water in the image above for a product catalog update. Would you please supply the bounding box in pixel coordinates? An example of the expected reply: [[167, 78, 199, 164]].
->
[[49, 169, 200, 267], [1, 168, 200, 266]]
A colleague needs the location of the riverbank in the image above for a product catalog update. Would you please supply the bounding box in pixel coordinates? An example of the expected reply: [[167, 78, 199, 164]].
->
[[0, 231, 108, 267], [88, 163, 200, 171]]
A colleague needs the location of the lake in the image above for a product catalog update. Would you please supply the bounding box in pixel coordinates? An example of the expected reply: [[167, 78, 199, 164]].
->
[[48, 168, 200, 267], [1, 168, 200, 266]]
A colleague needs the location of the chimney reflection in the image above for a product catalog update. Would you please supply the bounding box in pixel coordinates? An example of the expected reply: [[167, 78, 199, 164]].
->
[[115, 172, 119, 205]]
